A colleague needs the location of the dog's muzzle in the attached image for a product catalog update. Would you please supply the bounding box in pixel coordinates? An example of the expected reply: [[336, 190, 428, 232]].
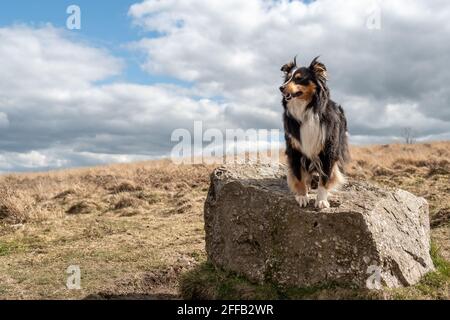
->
[[280, 89, 302, 101], [282, 92, 293, 101]]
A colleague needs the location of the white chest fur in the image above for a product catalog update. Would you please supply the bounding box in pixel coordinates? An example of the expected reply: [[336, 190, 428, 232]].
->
[[287, 100, 326, 159]]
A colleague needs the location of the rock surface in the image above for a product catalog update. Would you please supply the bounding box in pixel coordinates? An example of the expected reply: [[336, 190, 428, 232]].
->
[[204, 163, 434, 289]]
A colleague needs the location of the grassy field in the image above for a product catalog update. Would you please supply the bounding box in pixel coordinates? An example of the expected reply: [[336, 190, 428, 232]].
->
[[0, 142, 449, 299]]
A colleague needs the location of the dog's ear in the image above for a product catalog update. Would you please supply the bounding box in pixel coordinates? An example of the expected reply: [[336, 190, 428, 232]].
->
[[281, 61, 295, 73], [309, 56, 328, 81]]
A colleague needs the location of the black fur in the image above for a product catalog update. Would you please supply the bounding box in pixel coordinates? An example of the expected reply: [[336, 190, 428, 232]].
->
[[281, 57, 350, 186]]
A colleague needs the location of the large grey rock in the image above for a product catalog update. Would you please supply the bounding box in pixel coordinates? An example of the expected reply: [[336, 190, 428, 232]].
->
[[204, 163, 434, 289]]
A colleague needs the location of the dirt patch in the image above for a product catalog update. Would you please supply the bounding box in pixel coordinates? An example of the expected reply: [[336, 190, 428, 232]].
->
[[373, 166, 395, 176], [113, 196, 143, 210], [108, 181, 143, 194], [53, 189, 77, 200], [66, 201, 99, 215], [0, 204, 21, 222], [83, 259, 197, 300]]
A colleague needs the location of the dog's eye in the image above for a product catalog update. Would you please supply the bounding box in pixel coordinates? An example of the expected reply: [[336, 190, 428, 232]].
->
[[295, 78, 309, 86]]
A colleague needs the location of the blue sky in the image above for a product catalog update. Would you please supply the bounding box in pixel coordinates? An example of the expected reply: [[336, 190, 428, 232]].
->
[[0, 1, 136, 38], [0, 0, 185, 85]]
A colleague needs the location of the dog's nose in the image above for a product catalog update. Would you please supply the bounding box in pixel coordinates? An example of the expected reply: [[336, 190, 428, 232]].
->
[[279, 86, 285, 93]]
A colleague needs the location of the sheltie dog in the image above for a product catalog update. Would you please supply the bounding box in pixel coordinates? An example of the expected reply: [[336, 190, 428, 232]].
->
[[280, 56, 350, 209]]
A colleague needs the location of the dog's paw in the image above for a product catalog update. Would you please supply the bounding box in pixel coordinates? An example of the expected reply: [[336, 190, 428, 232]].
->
[[315, 199, 330, 209], [295, 195, 309, 207]]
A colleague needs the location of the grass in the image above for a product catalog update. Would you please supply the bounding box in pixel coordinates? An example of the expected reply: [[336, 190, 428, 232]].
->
[[0, 242, 19, 257], [413, 243, 450, 297], [0, 141, 449, 299], [0, 236, 43, 256], [181, 262, 280, 300], [180, 261, 382, 300]]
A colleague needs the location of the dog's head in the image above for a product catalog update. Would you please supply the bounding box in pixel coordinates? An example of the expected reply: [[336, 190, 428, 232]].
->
[[279, 56, 328, 103]]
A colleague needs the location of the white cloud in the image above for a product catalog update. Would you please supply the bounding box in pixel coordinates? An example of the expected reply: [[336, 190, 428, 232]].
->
[[130, 0, 450, 134], [0, 150, 64, 172], [0, 25, 122, 93], [0, 148, 158, 173], [0, 25, 237, 171]]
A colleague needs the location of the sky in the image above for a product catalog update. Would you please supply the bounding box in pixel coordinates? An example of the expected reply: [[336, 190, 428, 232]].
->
[[0, 0, 449, 172]]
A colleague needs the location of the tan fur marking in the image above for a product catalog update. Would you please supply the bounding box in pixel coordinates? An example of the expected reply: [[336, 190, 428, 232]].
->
[[284, 81, 316, 104], [314, 66, 327, 79], [281, 62, 295, 73], [321, 164, 346, 191], [303, 170, 312, 192], [287, 168, 309, 196], [300, 82, 316, 102], [311, 60, 328, 80], [285, 82, 298, 95], [288, 135, 302, 151]]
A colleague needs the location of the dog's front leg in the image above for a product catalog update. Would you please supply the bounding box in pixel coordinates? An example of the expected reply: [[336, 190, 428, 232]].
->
[[286, 142, 312, 208], [316, 182, 330, 209], [287, 168, 310, 207], [316, 163, 345, 209]]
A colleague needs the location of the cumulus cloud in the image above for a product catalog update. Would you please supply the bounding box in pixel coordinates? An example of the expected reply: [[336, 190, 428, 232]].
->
[[0, 25, 234, 172], [130, 0, 450, 137]]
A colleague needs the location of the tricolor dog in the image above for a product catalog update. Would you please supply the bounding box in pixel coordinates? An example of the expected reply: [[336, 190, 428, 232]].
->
[[280, 56, 350, 209]]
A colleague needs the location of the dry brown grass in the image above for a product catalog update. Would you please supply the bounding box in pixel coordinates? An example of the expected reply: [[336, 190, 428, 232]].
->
[[0, 159, 213, 223], [0, 142, 448, 299], [348, 142, 450, 231], [348, 141, 450, 178]]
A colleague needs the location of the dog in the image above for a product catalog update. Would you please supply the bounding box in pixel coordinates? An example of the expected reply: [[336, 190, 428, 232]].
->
[[280, 56, 350, 209]]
